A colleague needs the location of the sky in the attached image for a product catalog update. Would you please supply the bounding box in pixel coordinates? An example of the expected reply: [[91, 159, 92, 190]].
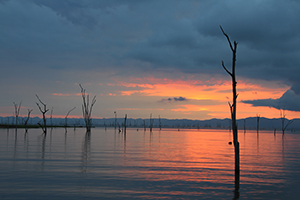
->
[[1, 0, 300, 120]]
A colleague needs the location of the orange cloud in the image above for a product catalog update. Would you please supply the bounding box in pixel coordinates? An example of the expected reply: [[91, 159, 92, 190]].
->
[[52, 93, 81, 96], [114, 76, 288, 102], [106, 75, 295, 119]]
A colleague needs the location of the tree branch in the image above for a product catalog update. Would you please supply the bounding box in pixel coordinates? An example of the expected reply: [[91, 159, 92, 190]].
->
[[220, 25, 234, 52], [222, 61, 232, 76], [66, 107, 76, 118]]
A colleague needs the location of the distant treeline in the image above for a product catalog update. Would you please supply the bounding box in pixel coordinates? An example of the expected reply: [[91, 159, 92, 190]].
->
[[1, 116, 300, 130]]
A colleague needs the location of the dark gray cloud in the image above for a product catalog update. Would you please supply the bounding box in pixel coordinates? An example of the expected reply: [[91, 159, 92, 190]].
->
[[242, 90, 300, 112], [159, 97, 188, 103], [2, 0, 300, 77]]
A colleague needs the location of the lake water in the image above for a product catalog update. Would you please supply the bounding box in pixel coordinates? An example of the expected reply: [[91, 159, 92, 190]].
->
[[0, 128, 299, 199]]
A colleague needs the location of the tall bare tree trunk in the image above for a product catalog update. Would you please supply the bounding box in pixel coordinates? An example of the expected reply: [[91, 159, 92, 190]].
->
[[79, 84, 96, 133], [220, 26, 240, 197]]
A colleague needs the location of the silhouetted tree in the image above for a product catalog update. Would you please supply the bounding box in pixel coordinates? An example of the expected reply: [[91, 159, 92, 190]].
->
[[65, 107, 76, 132], [114, 111, 117, 129], [13, 101, 22, 128], [149, 113, 154, 132], [50, 107, 54, 128], [256, 114, 260, 133], [124, 114, 127, 133], [159, 115, 162, 130], [220, 25, 239, 198], [279, 108, 293, 134], [24, 109, 33, 133], [79, 84, 96, 132], [35, 95, 49, 134]]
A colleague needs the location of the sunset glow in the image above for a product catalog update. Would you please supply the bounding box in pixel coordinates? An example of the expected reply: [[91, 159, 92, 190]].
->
[[102, 75, 293, 119]]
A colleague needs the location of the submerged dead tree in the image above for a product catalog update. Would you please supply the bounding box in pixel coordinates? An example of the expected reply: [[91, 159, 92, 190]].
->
[[13, 101, 22, 129], [50, 107, 54, 128], [256, 114, 260, 133], [114, 111, 117, 129], [79, 84, 96, 132], [159, 115, 162, 130], [24, 109, 33, 133], [35, 95, 49, 134], [149, 113, 154, 132], [220, 25, 240, 197], [279, 108, 293, 134], [65, 107, 76, 132], [124, 114, 127, 133]]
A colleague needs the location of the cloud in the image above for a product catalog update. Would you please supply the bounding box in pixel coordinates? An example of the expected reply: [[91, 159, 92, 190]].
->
[[2, 0, 300, 81], [159, 96, 188, 103], [242, 90, 300, 112], [1, 0, 300, 118]]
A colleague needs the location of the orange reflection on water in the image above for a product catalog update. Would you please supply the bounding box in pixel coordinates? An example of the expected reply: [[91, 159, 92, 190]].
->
[[119, 128, 287, 192], [123, 129, 235, 185]]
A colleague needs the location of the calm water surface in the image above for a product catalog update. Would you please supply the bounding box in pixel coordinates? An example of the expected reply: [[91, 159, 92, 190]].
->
[[0, 128, 299, 199]]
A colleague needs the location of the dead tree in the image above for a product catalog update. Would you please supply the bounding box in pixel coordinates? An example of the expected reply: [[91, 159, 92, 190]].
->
[[50, 107, 54, 128], [256, 114, 260, 133], [114, 111, 117, 129], [13, 101, 22, 129], [79, 84, 96, 132], [24, 109, 33, 133], [220, 25, 240, 195], [159, 115, 162, 130], [65, 107, 76, 132], [279, 108, 293, 134], [124, 114, 127, 133], [35, 95, 49, 134], [149, 113, 154, 132]]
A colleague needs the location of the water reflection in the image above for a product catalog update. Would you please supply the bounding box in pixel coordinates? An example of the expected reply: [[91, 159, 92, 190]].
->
[[124, 131, 126, 154], [0, 128, 299, 199], [81, 131, 91, 173], [234, 170, 240, 200], [37, 132, 47, 170], [13, 129, 18, 159]]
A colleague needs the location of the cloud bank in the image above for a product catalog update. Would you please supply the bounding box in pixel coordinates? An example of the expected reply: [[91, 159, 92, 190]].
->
[[1, 0, 300, 118], [242, 90, 300, 112]]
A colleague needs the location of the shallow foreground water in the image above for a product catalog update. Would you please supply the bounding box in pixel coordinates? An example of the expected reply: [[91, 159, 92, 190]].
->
[[0, 128, 299, 199]]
